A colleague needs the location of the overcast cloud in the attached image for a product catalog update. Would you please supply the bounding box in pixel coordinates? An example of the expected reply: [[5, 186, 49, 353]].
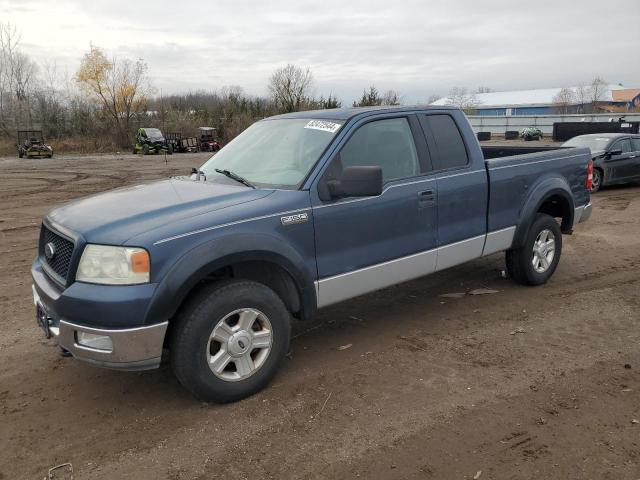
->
[[4, 0, 639, 103]]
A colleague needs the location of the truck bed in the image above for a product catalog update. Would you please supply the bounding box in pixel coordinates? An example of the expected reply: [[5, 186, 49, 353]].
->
[[481, 145, 565, 159], [483, 146, 592, 235]]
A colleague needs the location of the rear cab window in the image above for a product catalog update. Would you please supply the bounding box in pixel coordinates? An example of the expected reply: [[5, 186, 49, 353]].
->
[[419, 114, 469, 171]]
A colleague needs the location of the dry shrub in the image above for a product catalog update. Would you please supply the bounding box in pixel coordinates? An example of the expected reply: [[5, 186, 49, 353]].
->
[[0, 135, 119, 157]]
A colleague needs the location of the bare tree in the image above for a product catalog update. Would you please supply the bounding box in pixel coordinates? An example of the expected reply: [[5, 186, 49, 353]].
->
[[427, 94, 442, 104], [446, 87, 478, 112], [552, 87, 575, 114], [574, 83, 588, 113], [382, 89, 402, 106], [0, 22, 36, 133], [588, 77, 608, 107], [268, 64, 314, 113]]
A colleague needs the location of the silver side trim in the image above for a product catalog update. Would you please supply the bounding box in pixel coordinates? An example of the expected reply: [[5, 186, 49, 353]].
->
[[436, 234, 485, 270], [574, 202, 592, 224], [315, 227, 516, 308], [154, 208, 310, 245], [488, 153, 584, 171], [482, 226, 516, 256], [316, 248, 437, 308]]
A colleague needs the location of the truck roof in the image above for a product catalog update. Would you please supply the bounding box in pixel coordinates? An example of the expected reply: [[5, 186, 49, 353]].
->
[[269, 105, 458, 122], [573, 133, 639, 139]]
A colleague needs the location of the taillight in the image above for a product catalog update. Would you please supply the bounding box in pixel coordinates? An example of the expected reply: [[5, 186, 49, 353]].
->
[[586, 160, 593, 191]]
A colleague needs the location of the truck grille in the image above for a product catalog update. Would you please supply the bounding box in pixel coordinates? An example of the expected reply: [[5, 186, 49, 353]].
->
[[42, 226, 75, 281]]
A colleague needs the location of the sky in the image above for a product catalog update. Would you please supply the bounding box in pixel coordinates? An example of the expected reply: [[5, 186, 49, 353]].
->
[[4, 0, 640, 104]]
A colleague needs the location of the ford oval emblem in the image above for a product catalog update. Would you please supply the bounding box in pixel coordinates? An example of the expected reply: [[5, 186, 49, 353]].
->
[[44, 242, 56, 260]]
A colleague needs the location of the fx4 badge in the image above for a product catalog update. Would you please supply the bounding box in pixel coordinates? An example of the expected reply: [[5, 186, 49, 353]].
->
[[280, 212, 309, 226]]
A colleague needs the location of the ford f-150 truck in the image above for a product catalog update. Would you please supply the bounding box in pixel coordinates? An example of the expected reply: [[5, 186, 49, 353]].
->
[[32, 106, 593, 402]]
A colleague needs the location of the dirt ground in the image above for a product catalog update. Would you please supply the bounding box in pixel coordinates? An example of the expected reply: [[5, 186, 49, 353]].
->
[[0, 151, 639, 480]]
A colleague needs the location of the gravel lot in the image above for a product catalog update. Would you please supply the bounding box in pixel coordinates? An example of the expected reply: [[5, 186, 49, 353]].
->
[[0, 152, 638, 479]]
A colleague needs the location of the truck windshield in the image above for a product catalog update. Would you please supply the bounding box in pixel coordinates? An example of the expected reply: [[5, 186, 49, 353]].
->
[[562, 136, 612, 152], [199, 118, 343, 188]]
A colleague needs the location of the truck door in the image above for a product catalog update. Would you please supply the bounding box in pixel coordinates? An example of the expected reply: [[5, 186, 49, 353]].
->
[[311, 115, 437, 307], [630, 138, 640, 180], [418, 113, 489, 270], [606, 138, 636, 181]]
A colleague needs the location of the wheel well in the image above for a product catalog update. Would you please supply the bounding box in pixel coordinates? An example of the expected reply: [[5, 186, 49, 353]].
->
[[163, 260, 304, 350], [182, 260, 302, 318], [537, 194, 572, 232]]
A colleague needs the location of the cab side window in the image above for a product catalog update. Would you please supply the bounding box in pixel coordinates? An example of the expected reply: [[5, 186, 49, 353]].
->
[[339, 118, 420, 182], [631, 138, 640, 152]]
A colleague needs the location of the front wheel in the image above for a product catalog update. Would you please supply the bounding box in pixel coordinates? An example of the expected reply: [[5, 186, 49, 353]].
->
[[171, 280, 291, 403], [506, 213, 562, 286]]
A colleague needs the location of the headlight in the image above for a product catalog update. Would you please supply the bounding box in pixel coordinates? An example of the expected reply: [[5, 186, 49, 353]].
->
[[76, 245, 150, 285]]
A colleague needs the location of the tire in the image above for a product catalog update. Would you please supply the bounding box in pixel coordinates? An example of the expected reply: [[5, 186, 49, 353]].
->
[[18, 150, 23, 158], [142, 144, 150, 155], [167, 144, 173, 155], [171, 280, 291, 403], [591, 168, 603, 193], [505, 213, 562, 286]]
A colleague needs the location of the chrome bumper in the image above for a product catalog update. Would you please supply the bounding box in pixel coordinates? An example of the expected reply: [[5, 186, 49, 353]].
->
[[574, 202, 592, 224], [33, 286, 167, 371]]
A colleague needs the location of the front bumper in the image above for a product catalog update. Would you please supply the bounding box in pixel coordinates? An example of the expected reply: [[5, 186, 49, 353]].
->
[[33, 285, 167, 370], [32, 257, 168, 371], [574, 202, 593, 224]]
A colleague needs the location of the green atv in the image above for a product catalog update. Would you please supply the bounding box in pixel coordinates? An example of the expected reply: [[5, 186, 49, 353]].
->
[[18, 130, 53, 158], [520, 127, 543, 141], [133, 128, 173, 155]]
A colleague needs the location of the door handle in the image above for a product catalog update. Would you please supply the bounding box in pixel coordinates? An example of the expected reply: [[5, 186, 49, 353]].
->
[[418, 190, 435, 207]]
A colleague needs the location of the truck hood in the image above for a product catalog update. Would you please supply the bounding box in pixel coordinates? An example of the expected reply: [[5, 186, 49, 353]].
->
[[47, 178, 272, 245]]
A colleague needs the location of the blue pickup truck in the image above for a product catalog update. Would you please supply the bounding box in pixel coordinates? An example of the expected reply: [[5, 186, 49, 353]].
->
[[32, 106, 593, 402]]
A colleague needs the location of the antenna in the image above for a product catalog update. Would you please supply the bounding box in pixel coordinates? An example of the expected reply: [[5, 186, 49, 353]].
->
[[161, 88, 167, 165]]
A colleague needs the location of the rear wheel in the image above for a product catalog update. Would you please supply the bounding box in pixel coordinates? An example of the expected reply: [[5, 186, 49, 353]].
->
[[506, 213, 562, 286], [142, 144, 149, 155], [171, 280, 291, 403], [591, 168, 602, 193]]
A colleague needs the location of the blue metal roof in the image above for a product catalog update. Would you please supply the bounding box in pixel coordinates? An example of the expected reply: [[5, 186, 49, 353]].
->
[[267, 104, 457, 122]]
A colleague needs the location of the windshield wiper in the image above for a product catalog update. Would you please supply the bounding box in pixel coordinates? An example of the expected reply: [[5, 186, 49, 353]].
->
[[215, 169, 256, 189]]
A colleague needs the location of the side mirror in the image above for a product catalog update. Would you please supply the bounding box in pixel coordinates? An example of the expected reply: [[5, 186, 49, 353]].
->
[[325, 166, 383, 199], [607, 148, 623, 157]]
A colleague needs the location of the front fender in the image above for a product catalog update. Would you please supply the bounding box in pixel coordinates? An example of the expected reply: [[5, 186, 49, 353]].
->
[[145, 232, 317, 324], [512, 176, 575, 249]]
